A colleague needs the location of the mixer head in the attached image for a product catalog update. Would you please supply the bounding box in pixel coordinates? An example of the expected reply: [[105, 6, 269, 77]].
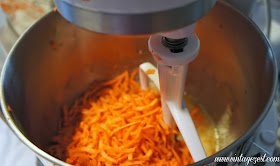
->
[[54, 0, 216, 36]]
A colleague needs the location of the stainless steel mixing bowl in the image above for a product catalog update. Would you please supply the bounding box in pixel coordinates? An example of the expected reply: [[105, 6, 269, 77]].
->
[[0, 1, 277, 165]]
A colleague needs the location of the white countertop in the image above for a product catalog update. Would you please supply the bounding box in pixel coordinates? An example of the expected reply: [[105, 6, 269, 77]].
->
[[0, 120, 37, 166]]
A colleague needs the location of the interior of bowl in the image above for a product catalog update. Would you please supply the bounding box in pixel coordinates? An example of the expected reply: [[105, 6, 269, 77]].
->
[[1, 1, 276, 163]]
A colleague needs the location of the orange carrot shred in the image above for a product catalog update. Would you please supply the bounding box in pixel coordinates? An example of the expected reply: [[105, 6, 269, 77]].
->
[[8, 105, 12, 111], [153, 54, 162, 60], [145, 69, 155, 75], [50, 40, 57, 48], [48, 70, 207, 165]]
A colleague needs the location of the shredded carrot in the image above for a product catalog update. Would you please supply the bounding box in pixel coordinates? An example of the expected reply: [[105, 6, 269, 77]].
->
[[145, 69, 155, 75], [8, 105, 12, 111], [48, 70, 209, 165], [191, 107, 199, 115], [153, 54, 162, 60], [1, 0, 45, 21], [50, 40, 57, 48]]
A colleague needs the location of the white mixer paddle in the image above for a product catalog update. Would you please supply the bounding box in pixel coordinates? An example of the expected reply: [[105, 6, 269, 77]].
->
[[144, 24, 207, 162], [139, 62, 175, 127], [139, 62, 206, 162]]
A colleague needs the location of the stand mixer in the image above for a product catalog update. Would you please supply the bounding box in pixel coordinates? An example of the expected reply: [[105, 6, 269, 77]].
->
[[54, 0, 216, 162], [55, 0, 216, 162]]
